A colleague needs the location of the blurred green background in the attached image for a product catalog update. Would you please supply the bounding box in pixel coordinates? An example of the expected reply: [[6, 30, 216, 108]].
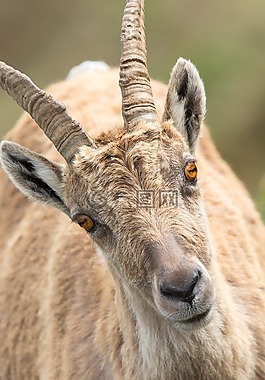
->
[[0, 0, 264, 218]]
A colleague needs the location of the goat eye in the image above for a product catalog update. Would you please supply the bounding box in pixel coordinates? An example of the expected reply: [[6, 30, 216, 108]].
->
[[75, 214, 94, 232], [184, 161, 198, 182]]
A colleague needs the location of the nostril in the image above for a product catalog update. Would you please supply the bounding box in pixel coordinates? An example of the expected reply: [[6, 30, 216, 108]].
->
[[160, 282, 184, 298], [159, 270, 201, 303]]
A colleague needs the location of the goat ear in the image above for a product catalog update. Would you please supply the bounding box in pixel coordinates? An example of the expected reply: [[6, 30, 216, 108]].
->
[[0, 141, 70, 216], [162, 58, 206, 154]]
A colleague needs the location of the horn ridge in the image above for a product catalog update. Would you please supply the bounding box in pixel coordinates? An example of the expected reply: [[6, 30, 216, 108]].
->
[[0, 61, 95, 163], [119, 0, 158, 130]]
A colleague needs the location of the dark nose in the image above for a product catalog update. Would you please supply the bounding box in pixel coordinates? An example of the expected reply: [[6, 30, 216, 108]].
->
[[159, 270, 201, 303]]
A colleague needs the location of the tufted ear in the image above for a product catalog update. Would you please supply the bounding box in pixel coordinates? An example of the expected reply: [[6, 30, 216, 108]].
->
[[0, 141, 70, 216], [162, 58, 206, 154]]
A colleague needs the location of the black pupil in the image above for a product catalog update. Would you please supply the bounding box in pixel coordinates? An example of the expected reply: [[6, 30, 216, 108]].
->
[[189, 167, 196, 173]]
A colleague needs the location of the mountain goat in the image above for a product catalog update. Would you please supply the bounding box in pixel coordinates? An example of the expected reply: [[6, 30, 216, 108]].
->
[[0, 0, 265, 379]]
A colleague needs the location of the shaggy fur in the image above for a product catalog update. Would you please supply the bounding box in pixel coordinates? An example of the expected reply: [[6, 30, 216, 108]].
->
[[0, 65, 265, 380]]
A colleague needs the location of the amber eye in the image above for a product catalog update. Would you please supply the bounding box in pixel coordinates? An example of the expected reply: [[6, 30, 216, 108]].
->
[[75, 214, 94, 232], [184, 161, 198, 182]]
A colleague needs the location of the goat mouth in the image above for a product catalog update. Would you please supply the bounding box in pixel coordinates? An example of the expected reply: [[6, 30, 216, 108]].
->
[[181, 308, 211, 324]]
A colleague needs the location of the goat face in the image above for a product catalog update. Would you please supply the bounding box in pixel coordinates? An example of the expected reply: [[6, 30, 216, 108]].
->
[[64, 112, 215, 331]]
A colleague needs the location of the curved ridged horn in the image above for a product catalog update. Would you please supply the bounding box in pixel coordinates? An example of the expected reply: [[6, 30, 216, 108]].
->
[[119, 0, 158, 130], [0, 61, 95, 163]]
